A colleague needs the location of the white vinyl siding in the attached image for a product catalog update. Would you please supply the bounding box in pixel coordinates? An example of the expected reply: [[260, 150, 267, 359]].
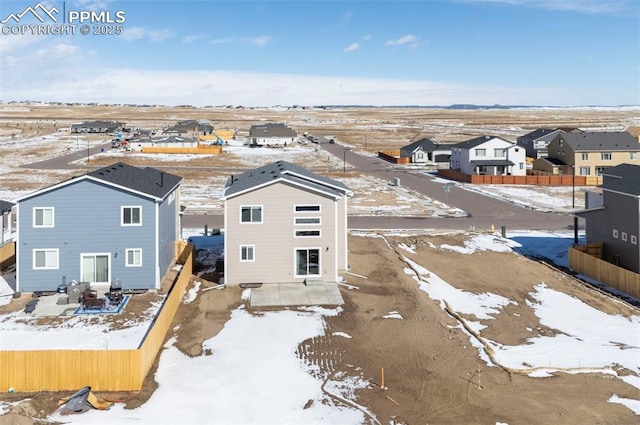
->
[[33, 207, 54, 228], [126, 248, 142, 267], [121, 206, 142, 226], [240, 206, 262, 223], [33, 249, 58, 269]]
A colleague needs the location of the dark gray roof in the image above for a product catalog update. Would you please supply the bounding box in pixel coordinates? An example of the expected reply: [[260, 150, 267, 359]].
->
[[400, 138, 440, 157], [471, 160, 514, 166], [453, 135, 512, 149], [222, 160, 350, 199], [542, 157, 566, 166], [561, 131, 639, 152], [249, 123, 297, 138], [0, 200, 14, 214], [71, 121, 121, 129], [138, 136, 196, 144], [600, 163, 640, 196], [88, 162, 182, 199], [517, 128, 555, 142]]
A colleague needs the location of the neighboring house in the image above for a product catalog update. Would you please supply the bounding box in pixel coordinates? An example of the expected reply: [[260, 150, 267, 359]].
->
[[1, 200, 14, 244], [532, 156, 566, 175], [220, 160, 352, 286], [164, 120, 214, 137], [71, 121, 122, 134], [399, 138, 452, 168], [517, 128, 583, 159], [574, 163, 640, 273], [130, 136, 198, 151], [546, 131, 640, 177], [450, 135, 526, 176], [249, 123, 297, 146], [15, 163, 182, 292]]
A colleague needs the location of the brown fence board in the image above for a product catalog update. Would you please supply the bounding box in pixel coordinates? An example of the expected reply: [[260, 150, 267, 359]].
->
[[437, 170, 593, 186], [569, 246, 640, 299], [0, 241, 15, 269]]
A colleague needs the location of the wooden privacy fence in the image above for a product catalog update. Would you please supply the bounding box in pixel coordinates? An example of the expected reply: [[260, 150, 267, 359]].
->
[[0, 241, 15, 270], [378, 150, 411, 164], [0, 241, 194, 392], [141, 145, 222, 154], [437, 169, 593, 185], [569, 245, 640, 299]]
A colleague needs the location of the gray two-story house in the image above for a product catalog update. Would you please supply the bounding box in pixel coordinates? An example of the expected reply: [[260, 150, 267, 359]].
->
[[16, 163, 182, 292], [221, 161, 351, 286], [575, 163, 639, 273]]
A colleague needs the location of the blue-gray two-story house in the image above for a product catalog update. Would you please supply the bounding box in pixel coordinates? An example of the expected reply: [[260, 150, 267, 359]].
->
[[15, 162, 182, 292]]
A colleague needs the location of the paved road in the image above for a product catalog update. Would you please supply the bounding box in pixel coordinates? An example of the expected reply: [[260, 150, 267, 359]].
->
[[20, 142, 113, 169]]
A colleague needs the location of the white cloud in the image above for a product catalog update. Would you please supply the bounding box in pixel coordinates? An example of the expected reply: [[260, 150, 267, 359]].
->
[[343, 42, 360, 52], [247, 35, 271, 47], [460, 0, 639, 15], [182, 34, 207, 44], [210, 38, 232, 45], [121, 27, 172, 42], [0, 33, 46, 54], [362, 34, 372, 41], [384, 34, 418, 48]]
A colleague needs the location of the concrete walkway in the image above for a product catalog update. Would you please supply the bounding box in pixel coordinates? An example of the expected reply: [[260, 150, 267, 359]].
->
[[250, 283, 344, 307]]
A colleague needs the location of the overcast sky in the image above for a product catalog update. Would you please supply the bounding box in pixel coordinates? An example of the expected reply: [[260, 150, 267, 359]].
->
[[1, 0, 639, 107]]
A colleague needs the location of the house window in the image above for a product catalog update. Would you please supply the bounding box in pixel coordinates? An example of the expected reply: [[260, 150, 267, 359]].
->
[[295, 230, 321, 237], [631, 152, 638, 160], [631, 235, 637, 245], [494, 148, 506, 158], [580, 153, 588, 161], [295, 217, 321, 225], [416, 153, 423, 160], [595, 166, 609, 176], [240, 245, 254, 261], [475, 148, 486, 157], [295, 248, 320, 276], [579, 167, 591, 176], [622, 232, 627, 242], [81, 253, 110, 283], [33, 249, 58, 269], [295, 205, 320, 212], [33, 207, 54, 228], [519, 163, 524, 170], [126, 249, 142, 267], [613, 229, 618, 238], [122, 206, 142, 226], [600, 153, 612, 161], [240, 206, 262, 223]]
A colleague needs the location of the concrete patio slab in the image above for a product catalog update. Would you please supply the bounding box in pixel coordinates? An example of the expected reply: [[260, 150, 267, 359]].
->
[[250, 282, 344, 307]]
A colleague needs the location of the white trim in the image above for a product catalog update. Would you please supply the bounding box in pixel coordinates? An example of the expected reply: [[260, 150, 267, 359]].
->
[[121, 205, 142, 226], [294, 217, 321, 225], [221, 177, 344, 201], [80, 252, 111, 284], [294, 247, 322, 278], [240, 245, 255, 262], [15, 203, 20, 292], [239, 205, 263, 223], [33, 207, 55, 228], [125, 248, 143, 267], [294, 229, 321, 238], [155, 201, 159, 289], [223, 199, 228, 282], [335, 198, 339, 281], [33, 248, 59, 269]]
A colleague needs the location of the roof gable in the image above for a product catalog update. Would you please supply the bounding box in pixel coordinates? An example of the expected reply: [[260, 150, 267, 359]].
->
[[221, 160, 350, 200], [249, 123, 297, 138], [600, 163, 640, 196], [400, 138, 439, 155], [562, 132, 639, 152], [453, 135, 513, 149]]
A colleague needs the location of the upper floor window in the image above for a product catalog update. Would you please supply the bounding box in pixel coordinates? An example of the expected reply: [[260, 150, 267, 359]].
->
[[295, 205, 320, 212], [33, 207, 54, 228], [295, 230, 321, 237], [122, 206, 142, 226], [494, 148, 506, 158], [601, 153, 612, 161], [241, 206, 262, 223], [295, 217, 321, 225], [475, 148, 486, 157], [631, 152, 638, 160], [581, 153, 588, 161]]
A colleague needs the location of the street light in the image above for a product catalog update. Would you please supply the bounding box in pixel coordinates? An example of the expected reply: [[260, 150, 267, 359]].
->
[[343, 148, 352, 173]]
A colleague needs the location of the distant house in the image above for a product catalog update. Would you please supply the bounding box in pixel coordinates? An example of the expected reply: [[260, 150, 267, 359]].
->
[[545, 131, 640, 177], [220, 160, 351, 286], [399, 138, 451, 168], [532, 156, 566, 175], [574, 163, 640, 273], [130, 136, 198, 151], [15, 163, 182, 292], [450, 135, 526, 176], [164, 120, 214, 137], [249, 123, 297, 146], [517, 128, 582, 159], [1, 200, 14, 244], [71, 121, 122, 134]]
